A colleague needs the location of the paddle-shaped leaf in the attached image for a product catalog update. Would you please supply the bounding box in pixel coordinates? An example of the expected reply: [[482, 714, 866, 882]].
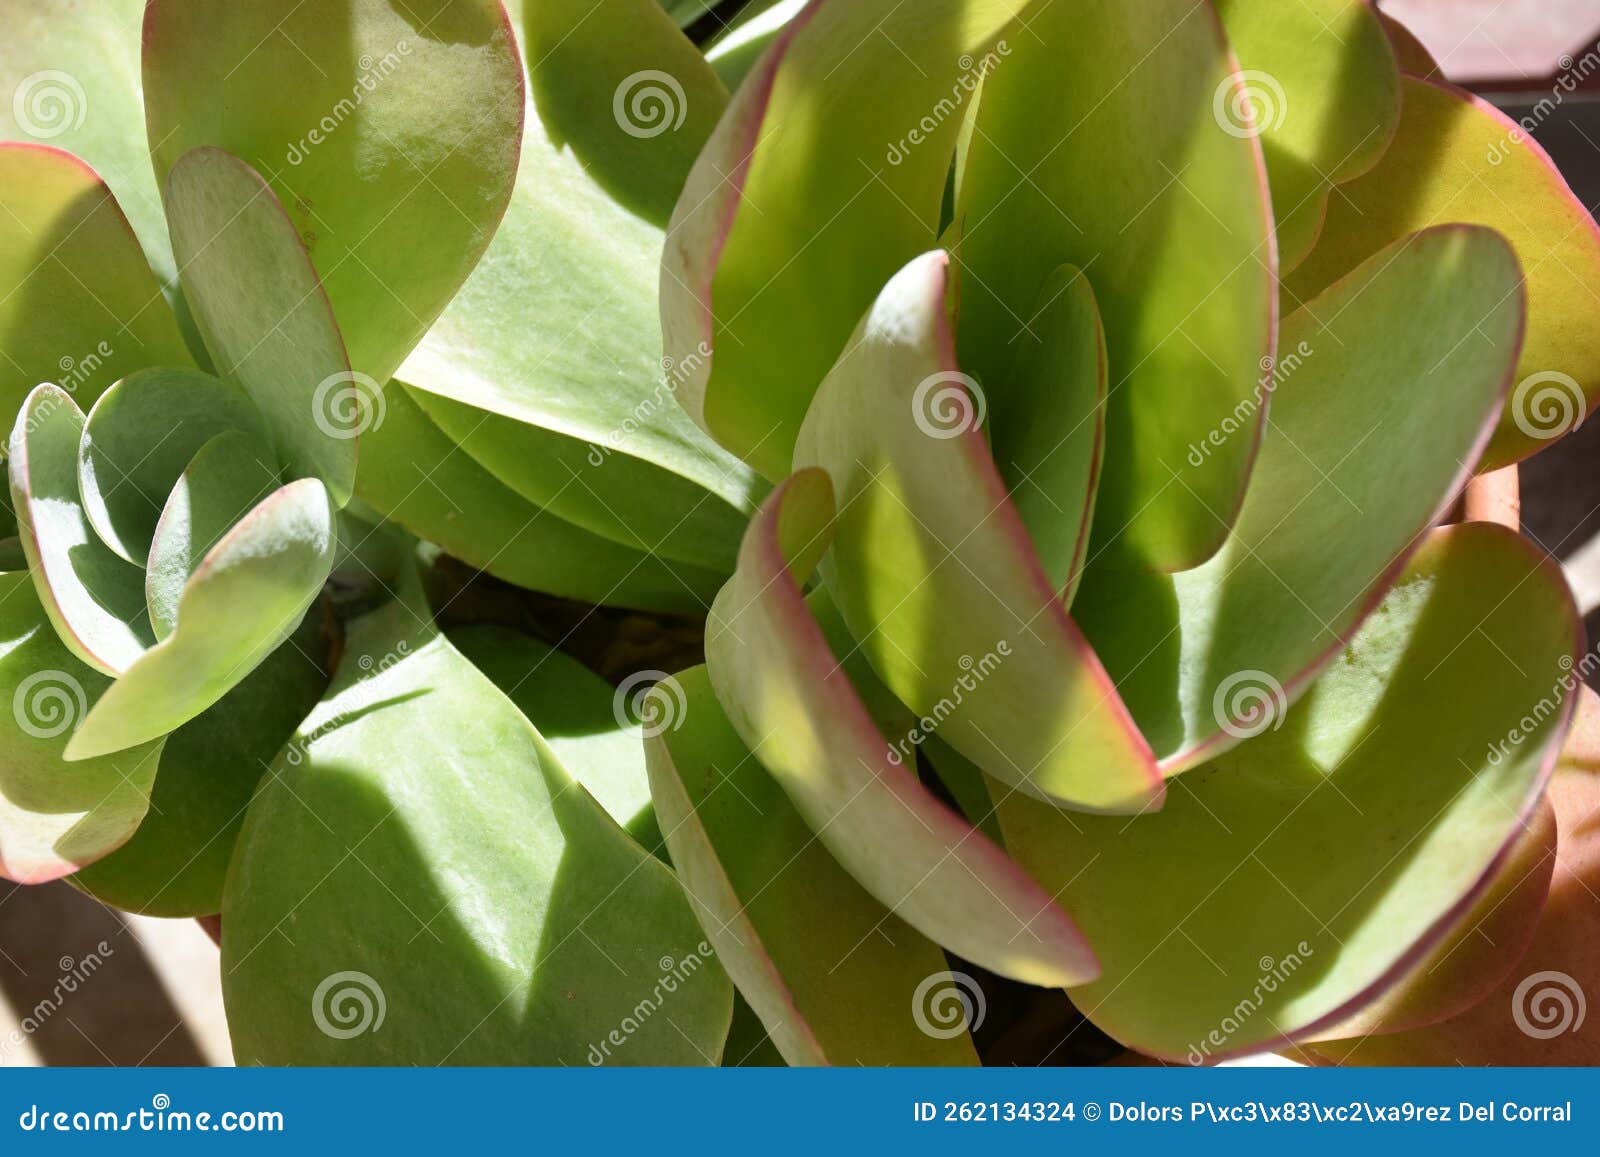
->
[[223, 586, 732, 1064], [793, 251, 1160, 813], [78, 367, 271, 566], [64, 479, 336, 760], [145, 429, 282, 640], [165, 148, 356, 506], [1285, 76, 1600, 468], [1212, 0, 1400, 270], [1075, 225, 1525, 772], [0, 144, 191, 422], [68, 609, 331, 916], [661, 0, 1032, 478], [994, 522, 1579, 1062], [707, 468, 1100, 988], [8, 384, 152, 675], [646, 664, 978, 1065], [143, 0, 525, 390], [0, 572, 163, 883], [957, 0, 1275, 570]]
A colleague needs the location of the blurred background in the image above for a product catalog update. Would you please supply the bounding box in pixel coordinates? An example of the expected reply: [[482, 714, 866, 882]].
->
[[6, 0, 1600, 1068]]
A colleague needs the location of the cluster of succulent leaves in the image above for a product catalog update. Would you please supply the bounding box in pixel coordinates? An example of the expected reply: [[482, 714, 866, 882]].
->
[[1, 0, 1597, 1066]]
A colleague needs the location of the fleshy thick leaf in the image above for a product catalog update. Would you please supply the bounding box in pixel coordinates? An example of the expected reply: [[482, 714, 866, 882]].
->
[[0, 144, 191, 422], [1286, 76, 1600, 468], [661, 0, 1032, 478], [957, 0, 1275, 570], [646, 664, 978, 1065], [1213, 0, 1400, 269], [223, 589, 732, 1064], [164, 148, 356, 506], [143, 0, 525, 390], [145, 430, 282, 640], [995, 522, 1579, 1062], [69, 608, 331, 916], [793, 251, 1160, 812], [78, 367, 271, 566], [65, 480, 336, 760], [1076, 226, 1525, 772], [707, 468, 1100, 988], [0, 571, 163, 882], [8, 384, 153, 675]]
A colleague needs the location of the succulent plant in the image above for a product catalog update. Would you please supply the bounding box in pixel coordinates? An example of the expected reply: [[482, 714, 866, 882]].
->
[[1, 0, 1597, 1070], [645, 0, 1600, 1064]]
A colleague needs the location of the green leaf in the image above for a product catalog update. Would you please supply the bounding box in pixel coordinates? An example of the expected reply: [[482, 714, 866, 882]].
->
[[989, 264, 1106, 601], [0, 0, 174, 289], [164, 148, 356, 506], [704, 0, 803, 89], [396, 1, 758, 573], [449, 624, 660, 849], [1212, 0, 1401, 270], [356, 387, 728, 614], [661, 0, 1032, 478], [0, 144, 192, 425], [792, 251, 1160, 812], [223, 589, 732, 1064], [145, 430, 282, 640], [78, 367, 271, 566], [143, 0, 525, 391], [1075, 226, 1524, 772], [68, 608, 332, 916], [646, 664, 979, 1065], [995, 522, 1580, 1061], [65, 479, 336, 761], [706, 468, 1100, 987], [1285, 76, 1600, 469], [957, 0, 1275, 570], [8, 384, 153, 675], [0, 571, 163, 882]]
